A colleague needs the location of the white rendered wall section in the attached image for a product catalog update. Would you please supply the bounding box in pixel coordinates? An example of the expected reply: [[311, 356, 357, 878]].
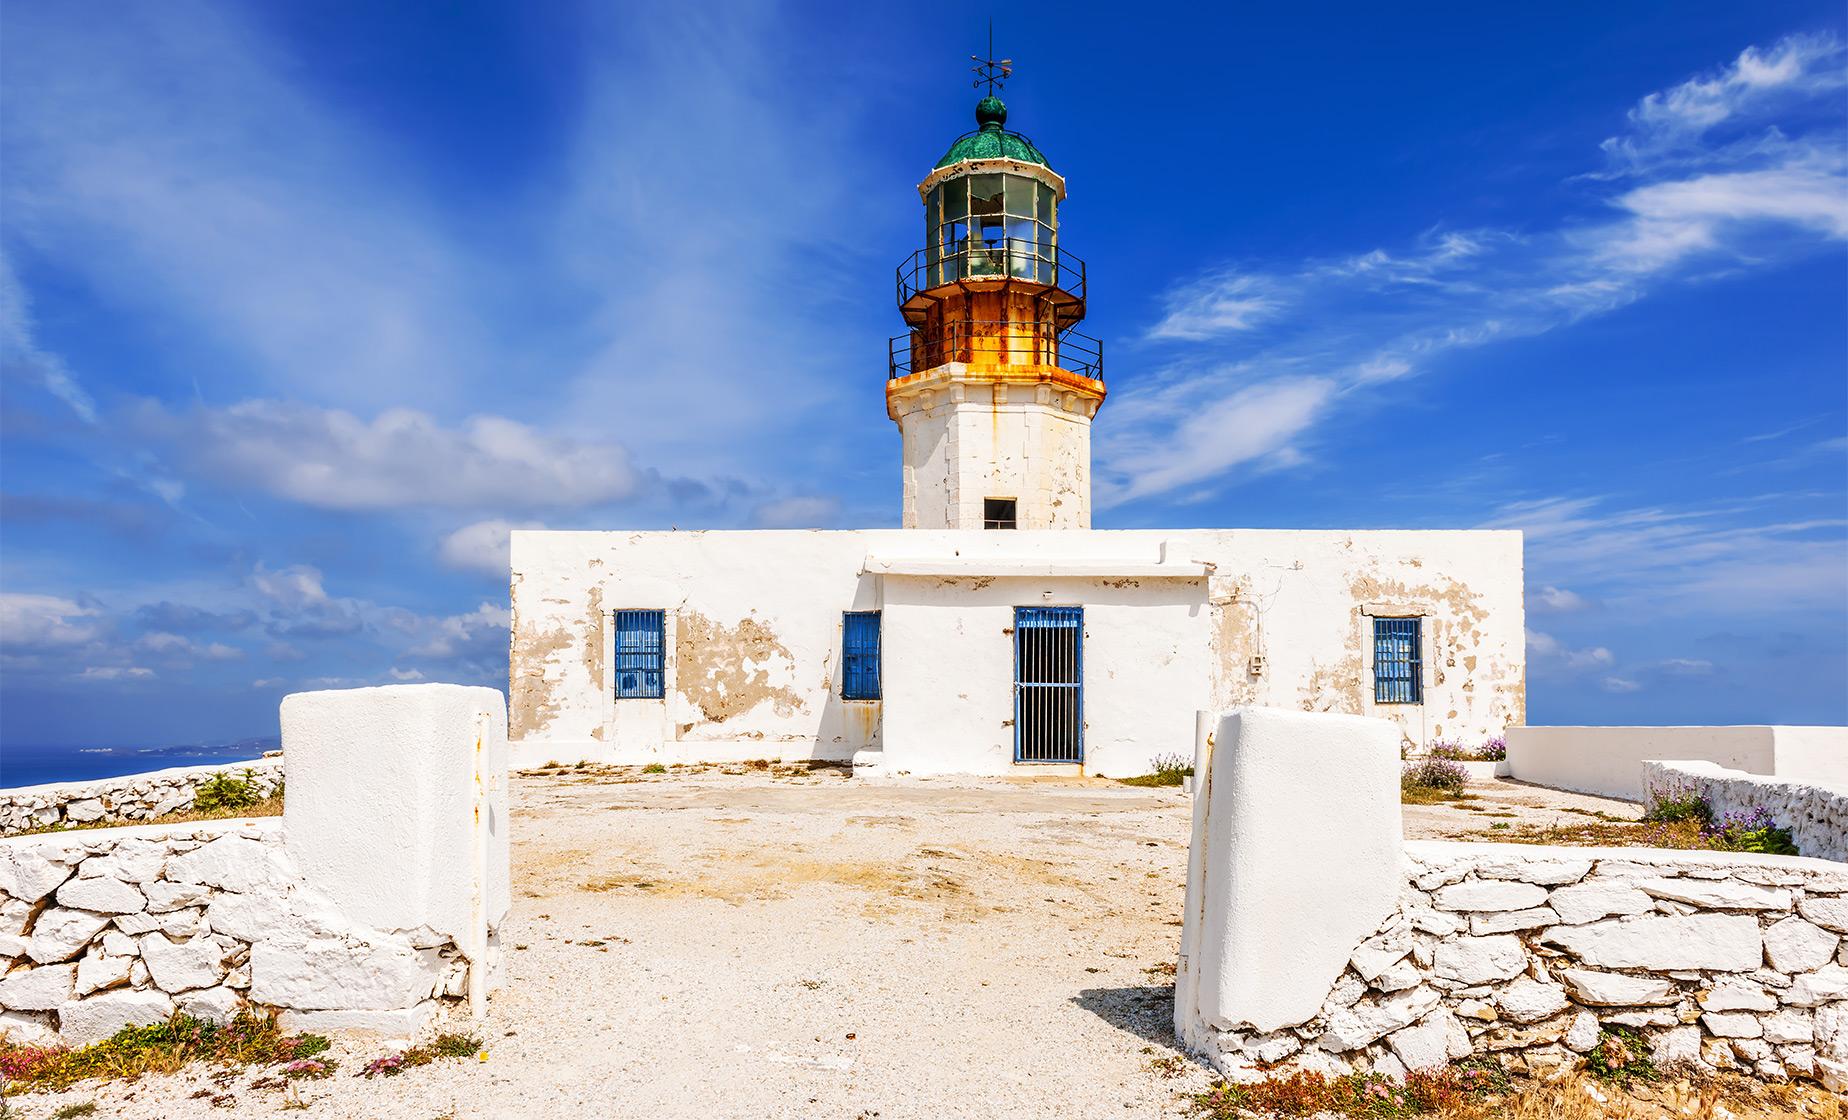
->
[[898, 388, 1094, 529], [280, 684, 510, 947]]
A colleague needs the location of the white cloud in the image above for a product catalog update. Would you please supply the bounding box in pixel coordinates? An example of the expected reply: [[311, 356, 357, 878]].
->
[[137, 401, 641, 512], [136, 632, 243, 662], [1148, 273, 1288, 340], [439, 519, 544, 577], [1098, 376, 1335, 506], [1657, 658, 1714, 675], [1566, 646, 1616, 671], [1484, 494, 1848, 612], [251, 563, 328, 612], [0, 2, 485, 409], [0, 593, 101, 648], [1534, 585, 1590, 612], [1107, 33, 1848, 502], [408, 602, 509, 659], [387, 667, 424, 682], [0, 251, 96, 422], [1526, 628, 1617, 673], [77, 666, 154, 682], [1601, 676, 1643, 694], [1600, 34, 1847, 172]]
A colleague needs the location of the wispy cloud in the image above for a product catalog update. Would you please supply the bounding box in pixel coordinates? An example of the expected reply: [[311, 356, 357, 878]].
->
[[0, 252, 96, 423], [1, 1, 484, 410], [1103, 32, 1848, 503], [1482, 493, 1848, 613], [134, 400, 642, 512]]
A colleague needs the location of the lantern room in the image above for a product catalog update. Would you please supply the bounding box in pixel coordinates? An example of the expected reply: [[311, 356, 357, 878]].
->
[[887, 88, 1106, 532]]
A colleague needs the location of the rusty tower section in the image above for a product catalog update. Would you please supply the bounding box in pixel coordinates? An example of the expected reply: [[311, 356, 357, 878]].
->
[[887, 87, 1106, 530]]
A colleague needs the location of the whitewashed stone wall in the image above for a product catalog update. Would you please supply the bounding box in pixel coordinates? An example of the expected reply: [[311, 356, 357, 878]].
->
[[1180, 708, 1848, 1093], [1195, 844, 1848, 1090], [0, 820, 468, 1045], [0, 759, 282, 835], [0, 684, 509, 1045], [1645, 760, 1848, 864]]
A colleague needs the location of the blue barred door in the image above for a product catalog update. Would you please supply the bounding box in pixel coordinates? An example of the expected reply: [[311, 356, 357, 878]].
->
[[1014, 606, 1082, 763]]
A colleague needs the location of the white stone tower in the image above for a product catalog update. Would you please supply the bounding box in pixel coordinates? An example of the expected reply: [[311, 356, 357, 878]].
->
[[887, 92, 1105, 530]]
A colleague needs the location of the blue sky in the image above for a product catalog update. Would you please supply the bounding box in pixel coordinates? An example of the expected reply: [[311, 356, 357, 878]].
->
[[2, 0, 1844, 750]]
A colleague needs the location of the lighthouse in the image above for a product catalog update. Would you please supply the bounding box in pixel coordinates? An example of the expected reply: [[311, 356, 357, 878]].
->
[[888, 87, 1105, 530]]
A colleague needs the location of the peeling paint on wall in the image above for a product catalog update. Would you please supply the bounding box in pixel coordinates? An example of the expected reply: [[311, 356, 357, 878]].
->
[[509, 621, 573, 740], [675, 611, 807, 724]]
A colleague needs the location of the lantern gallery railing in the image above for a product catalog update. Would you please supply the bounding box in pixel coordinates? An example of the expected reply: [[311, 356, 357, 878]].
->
[[895, 238, 1087, 308], [888, 322, 1103, 381]]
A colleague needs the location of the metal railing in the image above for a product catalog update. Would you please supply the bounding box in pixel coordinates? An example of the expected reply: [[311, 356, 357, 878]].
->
[[888, 321, 1103, 381], [896, 238, 1087, 307]]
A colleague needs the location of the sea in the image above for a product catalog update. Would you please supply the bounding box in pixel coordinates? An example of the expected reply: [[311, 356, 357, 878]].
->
[[0, 737, 280, 790]]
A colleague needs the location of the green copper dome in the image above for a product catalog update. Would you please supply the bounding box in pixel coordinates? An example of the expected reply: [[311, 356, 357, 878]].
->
[[934, 96, 1049, 169]]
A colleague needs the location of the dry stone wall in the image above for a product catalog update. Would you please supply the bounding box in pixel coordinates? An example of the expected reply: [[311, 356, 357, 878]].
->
[[0, 759, 282, 834], [1197, 842, 1848, 1091], [0, 820, 470, 1045], [1644, 759, 1848, 864]]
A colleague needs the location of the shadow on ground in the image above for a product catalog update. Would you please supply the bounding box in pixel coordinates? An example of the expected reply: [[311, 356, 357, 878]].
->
[[1072, 984, 1182, 1049]]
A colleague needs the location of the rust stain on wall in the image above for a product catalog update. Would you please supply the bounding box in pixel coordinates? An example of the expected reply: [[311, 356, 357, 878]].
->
[[676, 611, 806, 724]]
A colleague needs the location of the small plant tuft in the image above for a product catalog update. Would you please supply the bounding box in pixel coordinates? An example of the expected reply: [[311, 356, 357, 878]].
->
[[1703, 806, 1799, 854], [359, 1031, 483, 1078], [1117, 753, 1193, 788], [1584, 1025, 1655, 1085], [1643, 777, 1710, 824], [193, 769, 262, 813], [641, 763, 667, 774], [1401, 758, 1469, 802]]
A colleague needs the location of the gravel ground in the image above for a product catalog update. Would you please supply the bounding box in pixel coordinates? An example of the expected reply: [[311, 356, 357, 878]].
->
[[6, 770, 1655, 1120]]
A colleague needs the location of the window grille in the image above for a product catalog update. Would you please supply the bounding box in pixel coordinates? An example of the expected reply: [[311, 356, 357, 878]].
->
[[1014, 606, 1082, 763], [1373, 617, 1422, 704], [614, 609, 665, 699], [842, 611, 882, 700], [984, 498, 1018, 529]]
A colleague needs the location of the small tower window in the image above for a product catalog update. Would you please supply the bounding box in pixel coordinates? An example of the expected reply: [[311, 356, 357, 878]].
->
[[984, 498, 1018, 530]]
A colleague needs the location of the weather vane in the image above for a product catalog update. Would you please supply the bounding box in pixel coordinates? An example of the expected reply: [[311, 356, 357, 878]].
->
[[971, 21, 1011, 95]]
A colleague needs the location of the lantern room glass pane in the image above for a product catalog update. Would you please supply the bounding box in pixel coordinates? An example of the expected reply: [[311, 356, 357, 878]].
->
[[1036, 183, 1053, 225], [970, 174, 1003, 216], [1005, 175, 1036, 218], [942, 178, 968, 219], [1006, 217, 1039, 277]]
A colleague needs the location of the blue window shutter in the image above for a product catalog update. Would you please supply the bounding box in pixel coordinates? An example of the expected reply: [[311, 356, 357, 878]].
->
[[842, 612, 881, 700], [1373, 617, 1423, 704], [613, 609, 665, 699]]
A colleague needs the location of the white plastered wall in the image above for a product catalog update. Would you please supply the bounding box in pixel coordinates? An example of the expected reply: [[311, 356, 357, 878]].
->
[[509, 529, 1524, 775], [895, 373, 1097, 530], [1506, 724, 1848, 800]]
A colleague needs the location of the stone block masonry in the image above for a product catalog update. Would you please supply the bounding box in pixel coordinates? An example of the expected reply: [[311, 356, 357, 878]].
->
[[0, 759, 283, 835], [0, 821, 465, 1044], [0, 684, 509, 1043], [1179, 708, 1848, 1093]]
